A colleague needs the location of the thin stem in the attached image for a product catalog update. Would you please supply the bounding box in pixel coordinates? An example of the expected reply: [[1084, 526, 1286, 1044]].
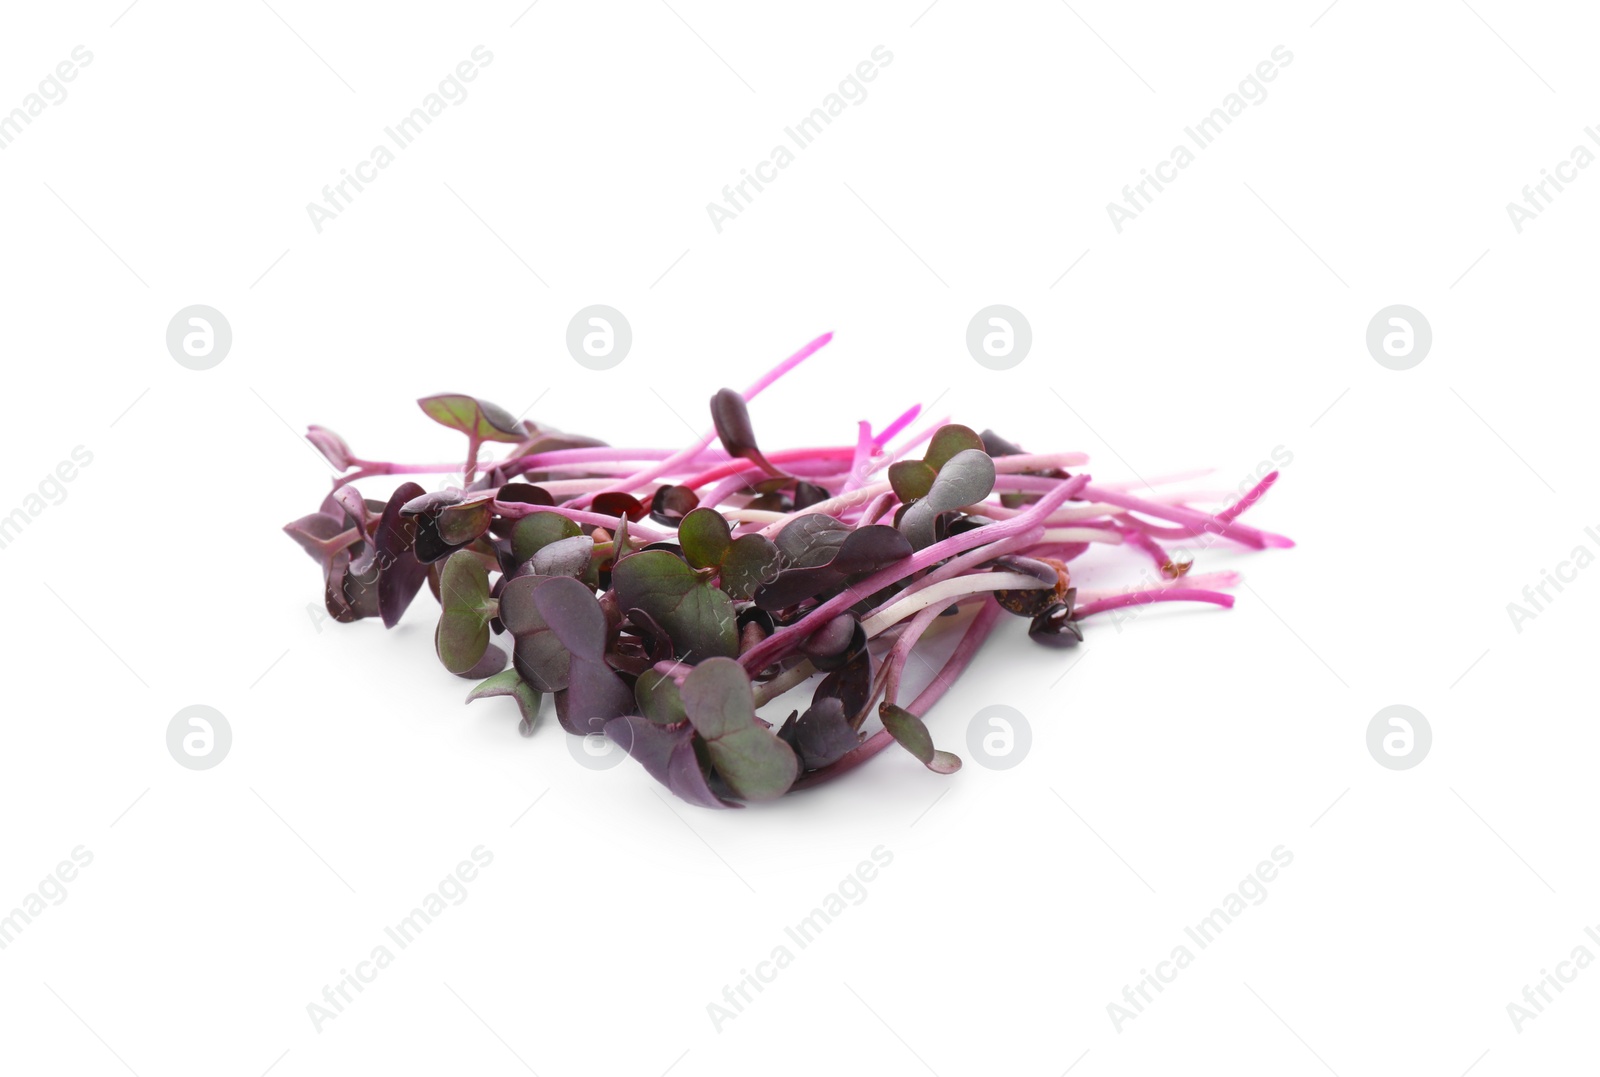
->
[[861, 570, 1046, 637], [572, 332, 834, 506], [863, 527, 1042, 623], [491, 501, 669, 542], [752, 660, 815, 706], [1074, 588, 1235, 618], [881, 600, 951, 705], [1075, 570, 1239, 601], [757, 481, 890, 537], [792, 599, 1003, 791], [1081, 483, 1292, 550], [740, 474, 1089, 674], [1219, 470, 1279, 523]]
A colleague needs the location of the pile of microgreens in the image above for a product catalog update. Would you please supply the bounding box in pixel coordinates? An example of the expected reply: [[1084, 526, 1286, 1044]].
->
[[285, 332, 1290, 808]]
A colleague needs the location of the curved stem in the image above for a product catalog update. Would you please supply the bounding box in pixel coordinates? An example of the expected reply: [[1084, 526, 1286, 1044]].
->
[[1219, 470, 1279, 523], [752, 659, 815, 706], [881, 600, 951, 705], [571, 332, 834, 507], [490, 501, 669, 543], [792, 599, 1003, 791], [757, 482, 889, 538], [1081, 484, 1292, 550], [860, 571, 1046, 637], [860, 528, 1041, 623], [1074, 588, 1235, 618], [1075, 570, 1238, 601], [741, 474, 1088, 674]]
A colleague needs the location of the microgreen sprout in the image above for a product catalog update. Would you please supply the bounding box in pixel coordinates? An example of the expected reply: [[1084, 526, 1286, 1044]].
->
[[285, 332, 1291, 807]]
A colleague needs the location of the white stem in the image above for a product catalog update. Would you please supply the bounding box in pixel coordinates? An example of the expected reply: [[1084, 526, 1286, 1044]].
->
[[991, 452, 1090, 472], [722, 509, 789, 524], [1039, 527, 1123, 544], [861, 571, 1045, 637]]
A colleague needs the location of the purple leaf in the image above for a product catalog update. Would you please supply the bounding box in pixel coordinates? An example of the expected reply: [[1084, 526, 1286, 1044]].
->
[[880, 702, 961, 774], [376, 482, 429, 628], [710, 388, 785, 478], [779, 697, 860, 770], [306, 425, 354, 470], [604, 716, 738, 809], [649, 484, 699, 526], [680, 657, 798, 801], [533, 576, 632, 735]]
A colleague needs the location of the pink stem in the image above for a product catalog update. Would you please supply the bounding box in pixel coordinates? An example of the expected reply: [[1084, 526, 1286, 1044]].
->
[[882, 601, 951, 705], [676, 445, 857, 492], [860, 527, 1043, 623], [874, 404, 922, 448], [1081, 484, 1292, 550], [792, 599, 1004, 791], [1219, 470, 1279, 523], [571, 332, 834, 507], [740, 474, 1089, 674], [1074, 588, 1235, 618], [1117, 525, 1176, 574]]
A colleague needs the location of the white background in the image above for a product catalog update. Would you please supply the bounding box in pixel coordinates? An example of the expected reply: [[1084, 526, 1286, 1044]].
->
[[1, 1, 1595, 1074]]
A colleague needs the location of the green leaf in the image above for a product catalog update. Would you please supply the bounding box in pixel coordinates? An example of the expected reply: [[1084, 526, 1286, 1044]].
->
[[436, 494, 495, 545], [611, 551, 738, 661], [880, 702, 961, 774], [891, 425, 989, 509], [888, 460, 936, 503], [611, 514, 634, 563], [635, 668, 688, 726], [678, 507, 732, 570], [924, 424, 985, 471], [465, 668, 543, 736], [435, 550, 494, 674], [681, 657, 798, 800], [510, 511, 581, 563], [718, 533, 781, 599], [417, 394, 525, 443]]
